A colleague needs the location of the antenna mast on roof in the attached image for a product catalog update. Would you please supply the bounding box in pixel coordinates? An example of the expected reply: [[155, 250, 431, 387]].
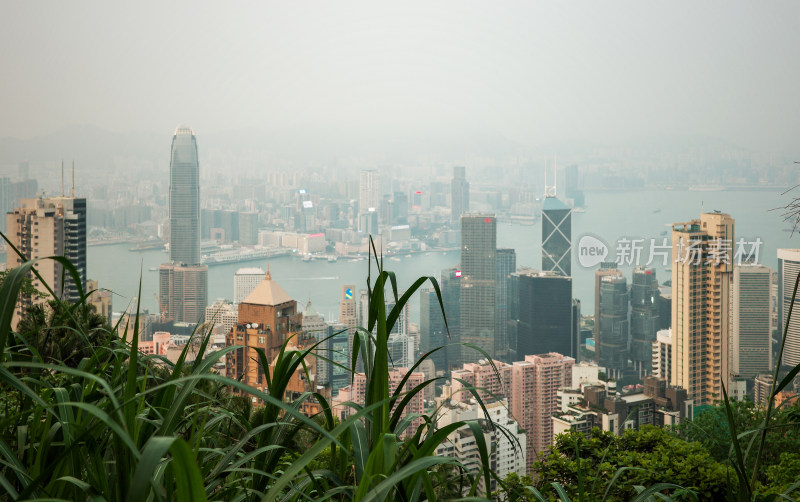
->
[[61, 160, 65, 196], [71, 161, 75, 197]]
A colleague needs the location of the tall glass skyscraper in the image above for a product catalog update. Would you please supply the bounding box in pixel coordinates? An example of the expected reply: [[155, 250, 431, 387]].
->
[[630, 267, 660, 376], [598, 275, 629, 378], [495, 248, 516, 361], [460, 214, 496, 362], [169, 126, 200, 265], [514, 268, 574, 359], [542, 196, 571, 277], [160, 126, 207, 324]]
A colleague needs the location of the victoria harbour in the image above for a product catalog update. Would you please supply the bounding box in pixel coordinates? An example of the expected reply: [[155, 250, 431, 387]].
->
[[87, 188, 797, 324]]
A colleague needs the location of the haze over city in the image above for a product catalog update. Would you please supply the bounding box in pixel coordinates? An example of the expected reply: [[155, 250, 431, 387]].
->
[[2, 3, 800, 499]]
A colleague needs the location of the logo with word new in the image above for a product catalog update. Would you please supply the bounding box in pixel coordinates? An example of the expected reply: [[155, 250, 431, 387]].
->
[[577, 234, 609, 268]]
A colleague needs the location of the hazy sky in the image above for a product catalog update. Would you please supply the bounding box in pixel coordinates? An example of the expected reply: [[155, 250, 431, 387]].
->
[[2, 1, 799, 151]]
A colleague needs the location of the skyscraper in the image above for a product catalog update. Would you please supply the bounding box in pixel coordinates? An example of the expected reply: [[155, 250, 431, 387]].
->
[[420, 287, 448, 373], [158, 263, 208, 324], [732, 264, 772, 378], [542, 196, 571, 276], [510, 353, 574, 472], [671, 212, 734, 405], [593, 262, 621, 363], [441, 266, 462, 370], [495, 249, 516, 361], [597, 275, 629, 378], [630, 267, 660, 376], [460, 214, 496, 362], [358, 169, 380, 231], [6, 194, 87, 323], [161, 126, 208, 324], [234, 267, 265, 304], [778, 249, 800, 368], [514, 268, 574, 358], [451, 166, 469, 224], [169, 126, 201, 265]]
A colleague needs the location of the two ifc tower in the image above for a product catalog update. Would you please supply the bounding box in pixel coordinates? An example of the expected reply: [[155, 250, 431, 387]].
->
[[158, 125, 208, 325]]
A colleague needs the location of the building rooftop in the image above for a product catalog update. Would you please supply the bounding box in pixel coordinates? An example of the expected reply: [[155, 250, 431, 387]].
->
[[236, 267, 266, 275], [542, 196, 569, 210], [241, 270, 293, 306]]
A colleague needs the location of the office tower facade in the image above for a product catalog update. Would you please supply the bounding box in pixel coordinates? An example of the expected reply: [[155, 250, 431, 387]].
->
[[234, 268, 265, 304], [732, 265, 772, 378], [420, 287, 448, 373], [597, 276, 629, 377], [495, 249, 517, 362], [393, 191, 409, 225], [630, 267, 660, 376], [652, 328, 673, 383], [515, 269, 574, 359], [511, 353, 574, 472], [226, 269, 303, 391], [169, 126, 201, 265], [162, 126, 207, 324], [239, 212, 259, 245], [594, 263, 622, 360], [388, 333, 415, 368], [451, 166, 470, 224], [302, 301, 329, 384], [441, 267, 462, 370], [563, 164, 584, 208], [158, 263, 208, 324], [460, 214, 497, 361], [671, 212, 734, 405], [778, 249, 800, 368], [358, 169, 380, 231], [327, 322, 351, 392], [542, 196, 571, 277]]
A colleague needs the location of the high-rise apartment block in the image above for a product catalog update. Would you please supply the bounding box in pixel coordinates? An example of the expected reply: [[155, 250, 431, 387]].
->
[[331, 368, 425, 438], [671, 212, 734, 405], [511, 353, 574, 472], [460, 214, 496, 361], [234, 267, 265, 304], [451, 166, 470, 224], [778, 249, 800, 368], [205, 299, 238, 334], [435, 399, 526, 496], [542, 196, 571, 277], [6, 195, 87, 323], [449, 353, 573, 474], [732, 264, 772, 378], [652, 328, 673, 384]]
